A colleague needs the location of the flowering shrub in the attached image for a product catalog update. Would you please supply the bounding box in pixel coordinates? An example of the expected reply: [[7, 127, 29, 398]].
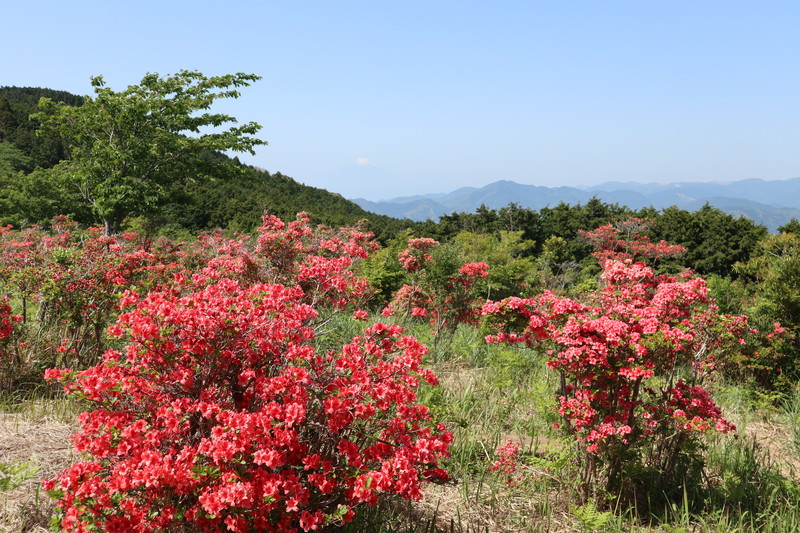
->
[[387, 238, 489, 346], [44, 215, 451, 532], [0, 213, 379, 381], [489, 440, 525, 487], [0, 297, 22, 390], [0, 218, 170, 380], [483, 221, 753, 505], [397, 238, 439, 273], [184, 213, 377, 321]]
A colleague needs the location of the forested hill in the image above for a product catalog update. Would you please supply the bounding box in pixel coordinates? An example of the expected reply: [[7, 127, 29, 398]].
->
[[0, 87, 83, 170], [163, 164, 407, 240], [0, 86, 409, 240]]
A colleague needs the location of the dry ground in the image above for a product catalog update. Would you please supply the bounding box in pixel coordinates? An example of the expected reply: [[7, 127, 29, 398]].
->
[[0, 404, 797, 533], [0, 409, 75, 532]]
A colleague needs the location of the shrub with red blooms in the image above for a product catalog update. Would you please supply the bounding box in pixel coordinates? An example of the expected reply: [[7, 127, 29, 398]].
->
[[488, 440, 525, 487], [388, 238, 489, 345], [0, 297, 23, 389], [44, 216, 451, 532], [179, 213, 377, 322], [483, 221, 760, 504], [397, 238, 439, 273], [0, 217, 172, 377]]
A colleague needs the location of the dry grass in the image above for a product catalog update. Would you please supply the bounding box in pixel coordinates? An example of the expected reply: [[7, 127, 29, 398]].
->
[[745, 419, 800, 480], [408, 481, 581, 533], [0, 407, 76, 532]]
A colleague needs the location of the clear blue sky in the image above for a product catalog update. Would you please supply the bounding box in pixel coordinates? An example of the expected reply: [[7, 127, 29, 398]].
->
[[3, 1, 799, 201]]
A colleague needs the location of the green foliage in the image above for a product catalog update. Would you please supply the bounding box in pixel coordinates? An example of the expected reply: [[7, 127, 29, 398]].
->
[[706, 436, 800, 520], [0, 87, 82, 171], [736, 232, 800, 324], [1, 85, 410, 235], [359, 231, 410, 303], [783, 385, 800, 455], [572, 499, 613, 533], [734, 232, 800, 381], [0, 167, 92, 227], [778, 218, 800, 235], [535, 199, 632, 260], [32, 71, 267, 234], [453, 230, 536, 299], [484, 345, 537, 389], [649, 204, 768, 277], [435, 199, 633, 265], [530, 235, 587, 294], [0, 460, 38, 492], [0, 141, 31, 172], [433, 201, 767, 281], [705, 274, 751, 315], [163, 166, 407, 237]]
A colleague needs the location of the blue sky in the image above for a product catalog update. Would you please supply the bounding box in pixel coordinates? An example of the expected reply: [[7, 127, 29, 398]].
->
[[3, 1, 799, 201]]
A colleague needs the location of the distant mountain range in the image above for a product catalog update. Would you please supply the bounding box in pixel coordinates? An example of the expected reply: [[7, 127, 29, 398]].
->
[[351, 178, 800, 232]]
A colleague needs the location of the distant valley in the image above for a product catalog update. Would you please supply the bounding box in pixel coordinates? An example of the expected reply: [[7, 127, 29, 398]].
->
[[351, 178, 800, 232]]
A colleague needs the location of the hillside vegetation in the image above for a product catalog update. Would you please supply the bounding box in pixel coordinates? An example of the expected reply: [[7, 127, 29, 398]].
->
[[0, 85, 408, 240], [0, 74, 799, 532]]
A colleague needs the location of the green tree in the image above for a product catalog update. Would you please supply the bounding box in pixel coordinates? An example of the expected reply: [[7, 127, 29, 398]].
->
[[0, 166, 91, 227], [0, 97, 18, 143], [453, 230, 536, 299], [649, 204, 767, 277], [779, 218, 800, 235], [532, 234, 585, 293], [32, 70, 266, 234], [735, 232, 800, 382], [360, 230, 412, 303], [736, 233, 800, 332], [0, 142, 30, 173]]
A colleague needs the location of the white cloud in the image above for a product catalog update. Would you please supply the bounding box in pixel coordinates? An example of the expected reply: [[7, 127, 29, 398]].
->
[[354, 158, 376, 167]]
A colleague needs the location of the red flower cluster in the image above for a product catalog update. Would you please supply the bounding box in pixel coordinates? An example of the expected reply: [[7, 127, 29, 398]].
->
[[483, 221, 742, 493], [43, 214, 451, 532], [488, 439, 524, 487], [579, 219, 686, 263], [397, 238, 440, 273]]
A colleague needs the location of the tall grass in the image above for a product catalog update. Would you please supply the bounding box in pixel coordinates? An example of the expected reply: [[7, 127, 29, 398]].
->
[[783, 384, 800, 456]]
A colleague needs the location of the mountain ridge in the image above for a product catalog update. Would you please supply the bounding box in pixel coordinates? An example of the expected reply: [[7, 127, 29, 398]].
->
[[351, 177, 800, 232]]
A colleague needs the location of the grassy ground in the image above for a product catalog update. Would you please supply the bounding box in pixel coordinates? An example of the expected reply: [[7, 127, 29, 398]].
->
[[2, 322, 799, 532], [363, 323, 800, 532]]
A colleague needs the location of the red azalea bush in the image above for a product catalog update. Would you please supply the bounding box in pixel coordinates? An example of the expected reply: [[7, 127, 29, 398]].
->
[[0, 296, 23, 389], [482, 221, 759, 505], [180, 213, 377, 320], [0, 217, 173, 381], [44, 214, 451, 532], [0, 212, 378, 381]]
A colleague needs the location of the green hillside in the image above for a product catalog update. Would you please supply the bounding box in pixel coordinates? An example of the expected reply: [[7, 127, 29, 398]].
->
[[0, 86, 410, 239]]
